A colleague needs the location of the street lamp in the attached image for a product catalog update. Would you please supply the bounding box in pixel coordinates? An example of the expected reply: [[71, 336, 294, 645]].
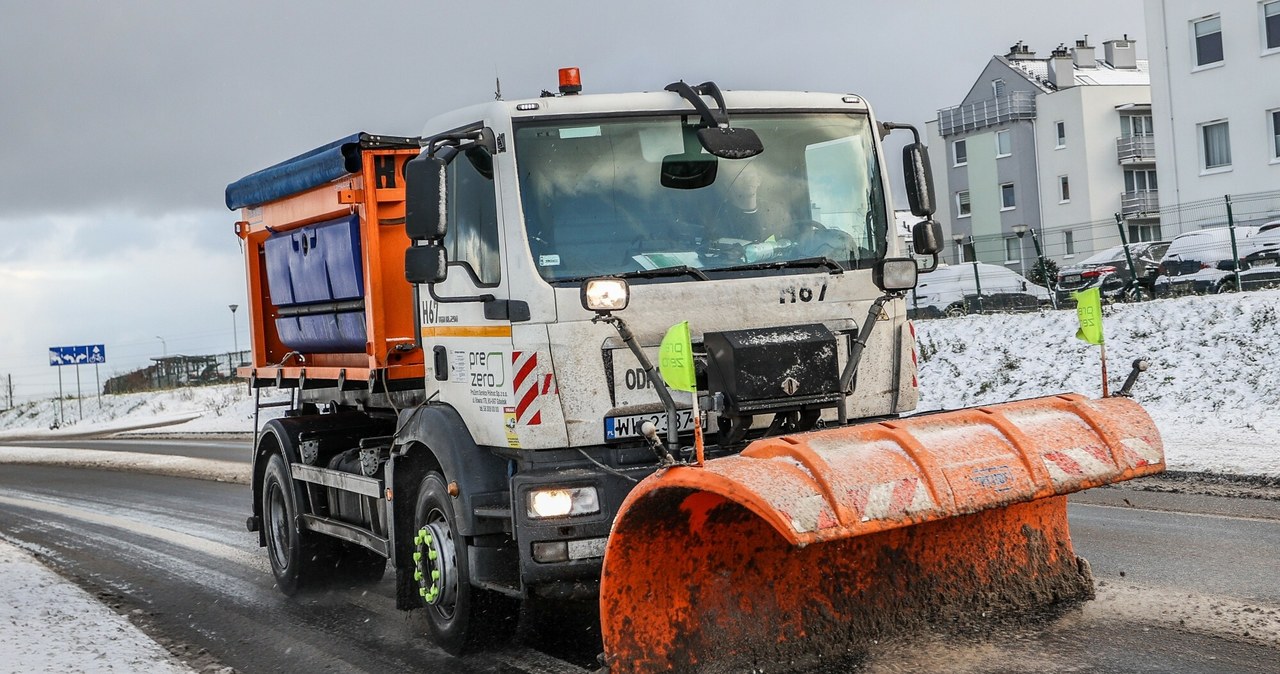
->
[[229, 304, 240, 360], [156, 335, 167, 357], [1012, 224, 1028, 273], [951, 233, 965, 264]]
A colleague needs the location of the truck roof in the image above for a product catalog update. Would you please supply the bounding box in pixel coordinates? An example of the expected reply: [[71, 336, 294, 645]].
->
[[422, 89, 872, 141]]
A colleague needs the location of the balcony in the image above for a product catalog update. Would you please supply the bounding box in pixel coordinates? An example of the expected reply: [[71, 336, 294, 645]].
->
[[937, 91, 1037, 137], [1117, 135, 1156, 164], [1121, 190, 1159, 217]]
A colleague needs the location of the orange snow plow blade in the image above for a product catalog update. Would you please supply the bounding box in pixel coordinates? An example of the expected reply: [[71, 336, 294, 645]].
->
[[599, 394, 1163, 672]]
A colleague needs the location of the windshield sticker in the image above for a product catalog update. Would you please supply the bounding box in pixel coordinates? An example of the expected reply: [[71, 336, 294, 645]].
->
[[538, 254, 561, 267]]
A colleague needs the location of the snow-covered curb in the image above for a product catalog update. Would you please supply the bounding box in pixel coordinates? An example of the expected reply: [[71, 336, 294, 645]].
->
[[0, 446, 249, 484], [0, 539, 193, 673]]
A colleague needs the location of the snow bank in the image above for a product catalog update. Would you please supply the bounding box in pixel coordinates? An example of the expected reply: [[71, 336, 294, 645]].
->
[[0, 384, 286, 440], [917, 289, 1280, 477]]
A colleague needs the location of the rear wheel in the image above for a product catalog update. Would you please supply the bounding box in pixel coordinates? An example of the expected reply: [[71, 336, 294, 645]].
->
[[1216, 280, 1237, 294], [262, 453, 332, 595], [413, 473, 517, 655], [944, 304, 966, 318]]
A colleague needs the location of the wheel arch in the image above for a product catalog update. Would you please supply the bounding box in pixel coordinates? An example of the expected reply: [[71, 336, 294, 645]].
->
[[388, 404, 511, 569]]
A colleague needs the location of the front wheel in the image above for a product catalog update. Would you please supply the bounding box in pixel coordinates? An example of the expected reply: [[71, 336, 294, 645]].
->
[[413, 473, 517, 655]]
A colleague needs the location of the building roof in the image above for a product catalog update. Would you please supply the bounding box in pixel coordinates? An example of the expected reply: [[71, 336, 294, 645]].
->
[[999, 56, 1150, 92]]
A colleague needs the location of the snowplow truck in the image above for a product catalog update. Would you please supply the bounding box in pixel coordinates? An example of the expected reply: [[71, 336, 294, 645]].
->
[[226, 70, 1164, 671]]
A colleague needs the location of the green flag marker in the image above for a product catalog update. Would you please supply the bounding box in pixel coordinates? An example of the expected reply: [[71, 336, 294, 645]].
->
[[1073, 287, 1104, 345], [659, 321, 697, 393]]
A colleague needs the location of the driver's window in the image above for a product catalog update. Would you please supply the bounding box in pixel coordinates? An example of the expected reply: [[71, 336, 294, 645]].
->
[[444, 147, 500, 286], [805, 137, 870, 245]]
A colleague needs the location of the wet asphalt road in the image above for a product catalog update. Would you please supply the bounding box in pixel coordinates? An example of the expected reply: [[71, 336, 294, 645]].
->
[[1, 438, 1277, 673]]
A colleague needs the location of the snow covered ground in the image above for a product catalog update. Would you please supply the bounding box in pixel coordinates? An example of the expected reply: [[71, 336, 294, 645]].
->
[[0, 539, 193, 673], [915, 289, 1280, 477], [1, 288, 1278, 476]]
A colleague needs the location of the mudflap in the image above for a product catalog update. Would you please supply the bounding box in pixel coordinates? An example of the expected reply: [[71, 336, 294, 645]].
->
[[599, 394, 1164, 672]]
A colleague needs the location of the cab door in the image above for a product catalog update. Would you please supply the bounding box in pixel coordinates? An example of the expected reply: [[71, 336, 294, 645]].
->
[[420, 135, 516, 448]]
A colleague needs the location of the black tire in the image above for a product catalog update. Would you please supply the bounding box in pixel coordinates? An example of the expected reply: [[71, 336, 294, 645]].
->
[[413, 473, 517, 655], [944, 304, 966, 318], [262, 453, 331, 596], [1216, 280, 1237, 294]]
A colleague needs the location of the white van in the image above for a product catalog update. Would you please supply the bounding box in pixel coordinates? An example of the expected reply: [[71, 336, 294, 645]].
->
[[908, 262, 1050, 318]]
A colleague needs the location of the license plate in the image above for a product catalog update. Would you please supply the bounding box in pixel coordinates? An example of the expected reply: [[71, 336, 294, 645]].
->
[[1063, 274, 1082, 283], [605, 409, 701, 441]]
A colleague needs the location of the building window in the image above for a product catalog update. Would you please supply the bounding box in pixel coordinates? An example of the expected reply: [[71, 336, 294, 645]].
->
[[1000, 183, 1016, 210], [1270, 108, 1280, 160], [1064, 230, 1075, 256], [1193, 16, 1224, 67], [993, 78, 1006, 98], [954, 139, 968, 166], [1265, 1, 1280, 52], [957, 190, 972, 217], [1124, 168, 1158, 192], [1055, 121, 1066, 148], [1121, 114, 1154, 137], [996, 129, 1012, 158], [1005, 237, 1020, 263], [1059, 175, 1071, 202], [1200, 120, 1232, 170], [1130, 224, 1162, 243]]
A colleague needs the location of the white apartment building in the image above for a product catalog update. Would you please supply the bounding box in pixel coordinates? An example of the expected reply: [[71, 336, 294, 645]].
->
[[1144, 0, 1280, 228], [927, 37, 1158, 272]]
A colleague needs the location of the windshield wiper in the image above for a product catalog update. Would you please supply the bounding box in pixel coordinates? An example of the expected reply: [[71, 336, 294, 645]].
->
[[617, 265, 710, 281], [554, 265, 710, 285], [708, 256, 845, 275]]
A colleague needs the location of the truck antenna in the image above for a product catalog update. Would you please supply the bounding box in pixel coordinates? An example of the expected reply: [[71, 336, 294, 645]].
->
[[495, 74, 503, 101]]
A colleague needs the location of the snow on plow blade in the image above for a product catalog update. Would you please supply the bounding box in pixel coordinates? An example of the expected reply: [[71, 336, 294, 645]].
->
[[599, 394, 1163, 672]]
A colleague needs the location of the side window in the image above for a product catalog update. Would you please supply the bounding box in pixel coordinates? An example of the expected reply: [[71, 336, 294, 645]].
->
[[444, 147, 501, 285]]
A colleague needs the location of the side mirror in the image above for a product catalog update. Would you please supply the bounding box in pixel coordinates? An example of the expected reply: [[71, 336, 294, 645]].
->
[[405, 243, 448, 284], [911, 220, 944, 256], [405, 154, 450, 241], [902, 142, 935, 217]]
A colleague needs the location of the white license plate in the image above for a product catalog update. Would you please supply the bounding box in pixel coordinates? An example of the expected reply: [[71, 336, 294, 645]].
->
[[1063, 274, 1082, 283], [605, 409, 701, 441]]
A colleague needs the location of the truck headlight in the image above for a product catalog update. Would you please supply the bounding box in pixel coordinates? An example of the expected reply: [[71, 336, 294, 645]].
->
[[527, 487, 600, 519], [581, 278, 629, 314]]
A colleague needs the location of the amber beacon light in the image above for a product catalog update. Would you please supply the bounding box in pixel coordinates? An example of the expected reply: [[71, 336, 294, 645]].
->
[[558, 67, 582, 95]]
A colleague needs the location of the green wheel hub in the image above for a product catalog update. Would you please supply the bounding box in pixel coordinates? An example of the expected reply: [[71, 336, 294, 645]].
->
[[413, 521, 457, 610]]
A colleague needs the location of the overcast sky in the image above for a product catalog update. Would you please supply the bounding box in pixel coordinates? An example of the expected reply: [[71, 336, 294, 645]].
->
[[0, 0, 1146, 402]]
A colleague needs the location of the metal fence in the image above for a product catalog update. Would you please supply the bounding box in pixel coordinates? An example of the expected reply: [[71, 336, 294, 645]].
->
[[930, 188, 1280, 316]]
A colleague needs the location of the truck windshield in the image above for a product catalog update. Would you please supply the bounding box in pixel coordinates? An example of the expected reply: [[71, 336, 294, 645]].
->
[[513, 113, 888, 282]]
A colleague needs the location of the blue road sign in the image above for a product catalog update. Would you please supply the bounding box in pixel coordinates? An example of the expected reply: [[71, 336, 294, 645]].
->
[[48, 344, 106, 366]]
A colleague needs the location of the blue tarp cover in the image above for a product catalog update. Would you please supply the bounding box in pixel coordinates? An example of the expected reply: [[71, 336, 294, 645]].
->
[[225, 133, 418, 210]]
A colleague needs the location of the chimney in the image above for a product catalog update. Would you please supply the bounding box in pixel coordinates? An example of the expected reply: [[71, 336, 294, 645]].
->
[[1072, 36, 1097, 68], [1104, 35, 1138, 69], [1047, 44, 1075, 89], [1006, 41, 1037, 60]]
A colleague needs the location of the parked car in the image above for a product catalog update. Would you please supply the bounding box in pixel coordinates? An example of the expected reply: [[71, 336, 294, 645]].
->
[[1153, 226, 1262, 295], [1056, 240, 1170, 305], [908, 263, 1050, 319]]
